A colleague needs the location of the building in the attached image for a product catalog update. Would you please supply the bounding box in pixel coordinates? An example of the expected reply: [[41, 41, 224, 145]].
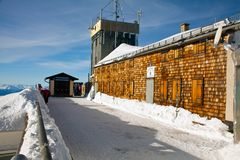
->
[[89, 19, 139, 74], [45, 72, 78, 97], [89, 0, 140, 74], [93, 14, 240, 121]]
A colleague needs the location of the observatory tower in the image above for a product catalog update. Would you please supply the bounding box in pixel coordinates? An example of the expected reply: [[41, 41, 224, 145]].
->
[[89, 0, 140, 73]]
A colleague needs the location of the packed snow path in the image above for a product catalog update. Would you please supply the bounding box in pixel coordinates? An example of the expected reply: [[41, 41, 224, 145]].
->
[[48, 97, 227, 160]]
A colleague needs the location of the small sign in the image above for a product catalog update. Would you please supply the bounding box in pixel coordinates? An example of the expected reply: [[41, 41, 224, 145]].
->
[[147, 66, 155, 78]]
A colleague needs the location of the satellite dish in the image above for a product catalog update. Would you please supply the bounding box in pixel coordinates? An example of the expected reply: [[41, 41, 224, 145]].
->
[[214, 25, 223, 48]]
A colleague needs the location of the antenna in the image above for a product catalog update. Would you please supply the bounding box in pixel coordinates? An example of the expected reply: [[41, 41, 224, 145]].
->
[[100, 9, 103, 20], [114, 0, 119, 48], [137, 9, 142, 24]]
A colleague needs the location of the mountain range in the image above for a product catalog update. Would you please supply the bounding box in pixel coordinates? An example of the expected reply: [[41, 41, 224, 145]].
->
[[0, 84, 34, 96]]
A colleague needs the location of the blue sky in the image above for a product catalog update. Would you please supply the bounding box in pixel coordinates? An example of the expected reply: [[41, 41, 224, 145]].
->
[[0, 0, 239, 86]]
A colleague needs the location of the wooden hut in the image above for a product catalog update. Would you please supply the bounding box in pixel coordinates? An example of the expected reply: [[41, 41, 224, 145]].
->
[[45, 72, 78, 97]]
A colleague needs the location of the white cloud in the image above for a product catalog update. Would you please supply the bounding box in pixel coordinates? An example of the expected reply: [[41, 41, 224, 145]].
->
[[0, 0, 94, 63], [37, 60, 90, 71], [0, 0, 234, 64]]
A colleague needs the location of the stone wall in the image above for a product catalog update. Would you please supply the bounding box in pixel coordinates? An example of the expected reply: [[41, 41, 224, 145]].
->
[[94, 38, 227, 120]]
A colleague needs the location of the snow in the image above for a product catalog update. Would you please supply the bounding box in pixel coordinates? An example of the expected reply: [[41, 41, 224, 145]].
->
[[49, 97, 203, 159], [93, 92, 231, 141], [0, 89, 71, 160], [0, 84, 34, 96], [91, 92, 240, 160], [94, 27, 206, 67], [96, 43, 143, 66], [0, 89, 240, 160], [218, 144, 240, 160], [0, 84, 33, 90]]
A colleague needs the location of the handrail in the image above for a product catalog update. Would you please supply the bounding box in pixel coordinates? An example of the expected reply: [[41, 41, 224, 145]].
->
[[11, 102, 53, 160], [36, 102, 53, 160]]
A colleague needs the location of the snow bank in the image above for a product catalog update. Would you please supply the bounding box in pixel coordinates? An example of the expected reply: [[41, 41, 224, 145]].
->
[[86, 85, 95, 101], [0, 89, 71, 160], [93, 92, 233, 142], [218, 144, 240, 160]]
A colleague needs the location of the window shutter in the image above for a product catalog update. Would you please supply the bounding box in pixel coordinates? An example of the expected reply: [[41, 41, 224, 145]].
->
[[192, 80, 197, 103], [160, 80, 167, 101], [196, 79, 203, 104], [192, 79, 203, 105], [172, 79, 181, 101], [172, 80, 177, 100], [163, 80, 167, 100], [130, 81, 134, 96]]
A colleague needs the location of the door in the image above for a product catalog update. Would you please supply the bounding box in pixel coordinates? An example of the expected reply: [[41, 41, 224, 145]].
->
[[54, 80, 70, 97], [146, 79, 154, 103], [95, 82, 98, 94]]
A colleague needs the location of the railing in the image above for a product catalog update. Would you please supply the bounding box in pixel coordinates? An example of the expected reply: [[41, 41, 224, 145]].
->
[[228, 13, 240, 23], [11, 102, 52, 160], [36, 102, 53, 160]]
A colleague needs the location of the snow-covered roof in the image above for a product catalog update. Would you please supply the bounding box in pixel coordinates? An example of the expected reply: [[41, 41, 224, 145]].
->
[[96, 43, 143, 66], [95, 13, 240, 67]]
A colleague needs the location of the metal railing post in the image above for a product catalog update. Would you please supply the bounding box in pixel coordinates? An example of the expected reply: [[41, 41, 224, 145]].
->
[[11, 154, 28, 160]]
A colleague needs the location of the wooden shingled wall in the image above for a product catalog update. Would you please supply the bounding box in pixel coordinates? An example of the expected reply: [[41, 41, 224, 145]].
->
[[94, 38, 227, 120]]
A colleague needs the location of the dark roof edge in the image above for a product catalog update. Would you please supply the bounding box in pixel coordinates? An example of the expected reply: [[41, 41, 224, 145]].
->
[[45, 72, 79, 80]]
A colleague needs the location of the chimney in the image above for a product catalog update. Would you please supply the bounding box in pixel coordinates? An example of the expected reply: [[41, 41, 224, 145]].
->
[[180, 23, 190, 32]]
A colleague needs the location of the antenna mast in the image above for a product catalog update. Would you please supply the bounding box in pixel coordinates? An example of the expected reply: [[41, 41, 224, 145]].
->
[[137, 9, 142, 24], [114, 0, 119, 48]]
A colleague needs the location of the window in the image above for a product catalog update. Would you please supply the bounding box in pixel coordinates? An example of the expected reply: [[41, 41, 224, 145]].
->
[[120, 62, 125, 70], [160, 80, 167, 101], [129, 81, 134, 96], [192, 78, 204, 105], [95, 38, 98, 46], [102, 31, 105, 44], [194, 42, 206, 54], [172, 79, 181, 101], [98, 82, 102, 92], [129, 59, 134, 68], [112, 64, 118, 70], [174, 48, 183, 59], [168, 50, 175, 60], [161, 53, 168, 62]]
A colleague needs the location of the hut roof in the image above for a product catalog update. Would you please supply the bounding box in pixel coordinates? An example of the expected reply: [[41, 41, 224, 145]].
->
[[45, 72, 79, 81]]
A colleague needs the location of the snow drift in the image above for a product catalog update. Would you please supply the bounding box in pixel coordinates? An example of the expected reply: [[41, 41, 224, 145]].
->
[[93, 92, 232, 142], [0, 89, 71, 160]]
